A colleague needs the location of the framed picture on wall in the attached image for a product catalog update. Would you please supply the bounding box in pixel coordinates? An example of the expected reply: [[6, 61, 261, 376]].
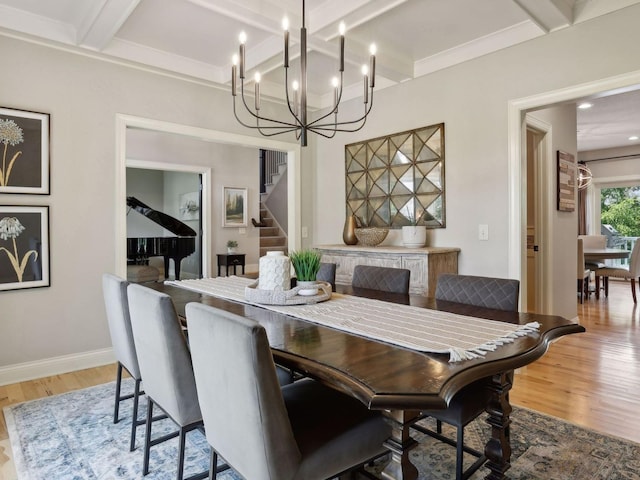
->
[[0, 205, 50, 291], [222, 186, 247, 227], [557, 150, 576, 212], [0, 107, 50, 194]]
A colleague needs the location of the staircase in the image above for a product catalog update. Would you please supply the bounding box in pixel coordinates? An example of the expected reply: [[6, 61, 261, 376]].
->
[[256, 149, 288, 256], [257, 197, 288, 257]]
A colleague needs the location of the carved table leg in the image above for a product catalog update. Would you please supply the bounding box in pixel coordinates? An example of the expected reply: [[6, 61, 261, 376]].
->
[[484, 371, 514, 480], [380, 410, 420, 480]]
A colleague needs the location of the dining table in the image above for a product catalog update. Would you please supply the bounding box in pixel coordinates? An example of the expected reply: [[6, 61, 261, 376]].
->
[[149, 279, 584, 480], [583, 247, 630, 262]]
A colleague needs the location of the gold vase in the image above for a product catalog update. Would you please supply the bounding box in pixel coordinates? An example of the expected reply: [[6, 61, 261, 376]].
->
[[342, 215, 358, 245]]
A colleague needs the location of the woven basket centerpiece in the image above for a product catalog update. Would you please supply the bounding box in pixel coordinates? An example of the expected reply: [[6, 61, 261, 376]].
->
[[354, 227, 388, 246]]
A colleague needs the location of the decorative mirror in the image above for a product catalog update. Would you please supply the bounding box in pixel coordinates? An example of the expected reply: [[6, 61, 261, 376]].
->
[[345, 123, 445, 228]]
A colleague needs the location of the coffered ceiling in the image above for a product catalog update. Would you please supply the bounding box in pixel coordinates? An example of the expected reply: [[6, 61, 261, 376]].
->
[[1, 0, 640, 151]]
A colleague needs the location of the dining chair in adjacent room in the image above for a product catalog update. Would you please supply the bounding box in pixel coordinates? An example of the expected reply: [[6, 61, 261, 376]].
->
[[577, 238, 591, 303], [412, 273, 520, 480], [127, 284, 209, 480], [185, 302, 391, 480], [351, 264, 411, 294], [594, 239, 640, 303], [102, 273, 145, 452], [316, 262, 336, 291]]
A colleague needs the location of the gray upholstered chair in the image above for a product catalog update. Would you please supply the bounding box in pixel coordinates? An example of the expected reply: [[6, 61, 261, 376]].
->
[[595, 239, 640, 303], [316, 262, 336, 291], [102, 273, 144, 452], [434, 273, 520, 311], [413, 273, 520, 480], [127, 284, 208, 480], [351, 265, 410, 294], [185, 302, 391, 480]]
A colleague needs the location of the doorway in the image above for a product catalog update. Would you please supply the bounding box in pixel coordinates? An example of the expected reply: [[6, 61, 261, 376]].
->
[[114, 115, 302, 280]]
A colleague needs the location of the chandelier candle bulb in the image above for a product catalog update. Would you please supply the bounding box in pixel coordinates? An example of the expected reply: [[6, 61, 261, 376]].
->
[[292, 81, 299, 116], [231, 55, 238, 96], [283, 17, 289, 68], [339, 22, 345, 72], [254, 72, 261, 110], [369, 44, 376, 88], [362, 65, 369, 104], [238, 32, 246, 79]]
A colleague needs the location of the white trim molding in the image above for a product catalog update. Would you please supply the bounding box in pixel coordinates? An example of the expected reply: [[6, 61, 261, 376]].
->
[[0, 348, 115, 387]]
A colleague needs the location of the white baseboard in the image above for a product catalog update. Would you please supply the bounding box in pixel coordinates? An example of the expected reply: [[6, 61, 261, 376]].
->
[[0, 348, 115, 386]]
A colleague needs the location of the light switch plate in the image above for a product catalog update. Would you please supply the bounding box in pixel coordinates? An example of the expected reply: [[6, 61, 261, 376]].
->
[[301, 226, 308, 238], [479, 224, 489, 241]]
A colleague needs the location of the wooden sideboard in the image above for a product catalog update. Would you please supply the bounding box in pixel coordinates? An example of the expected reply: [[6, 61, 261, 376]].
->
[[315, 245, 460, 297]]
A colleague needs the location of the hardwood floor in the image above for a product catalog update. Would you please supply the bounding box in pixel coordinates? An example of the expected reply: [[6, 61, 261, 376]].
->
[[511, 278, 640, 443], [1, 280, 638, 447]]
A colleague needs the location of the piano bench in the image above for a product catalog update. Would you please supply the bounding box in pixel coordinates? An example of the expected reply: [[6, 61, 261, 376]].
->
[[127, 265, 160, 283]]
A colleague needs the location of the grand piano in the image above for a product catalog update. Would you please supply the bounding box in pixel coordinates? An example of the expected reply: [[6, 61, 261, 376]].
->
[[126, 196, 197, 280]]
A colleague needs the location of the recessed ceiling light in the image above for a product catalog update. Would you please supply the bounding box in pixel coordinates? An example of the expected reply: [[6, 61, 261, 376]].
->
[[629, 136, 639, 141], [578, 102, 593, 109]]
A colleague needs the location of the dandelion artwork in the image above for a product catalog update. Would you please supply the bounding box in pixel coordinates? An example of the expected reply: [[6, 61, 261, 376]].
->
[[0, 206, 49, 291], [0, 107, 50, 194]]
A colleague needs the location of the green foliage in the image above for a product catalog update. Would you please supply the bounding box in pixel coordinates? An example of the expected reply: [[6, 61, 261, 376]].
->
[[226, 240, 238, 248], [601, 197, 640, 237], [289, 249, 321, 281]]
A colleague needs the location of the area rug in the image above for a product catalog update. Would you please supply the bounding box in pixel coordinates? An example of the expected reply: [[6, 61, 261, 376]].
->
[[3, 380, 640, 479]]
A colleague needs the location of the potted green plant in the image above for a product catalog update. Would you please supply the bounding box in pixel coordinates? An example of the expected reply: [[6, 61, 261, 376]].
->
[[226, 240, 238, 254], [289, 249, 322, 295]]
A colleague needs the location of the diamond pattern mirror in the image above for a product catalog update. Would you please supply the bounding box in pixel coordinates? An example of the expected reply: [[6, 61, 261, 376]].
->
[[345, 123, 445, 228]]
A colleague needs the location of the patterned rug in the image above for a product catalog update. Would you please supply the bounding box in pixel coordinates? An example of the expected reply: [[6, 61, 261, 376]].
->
[[3, 380, 640, 479]]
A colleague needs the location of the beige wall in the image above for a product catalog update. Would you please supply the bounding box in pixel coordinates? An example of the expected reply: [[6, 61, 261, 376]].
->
[[3, 4, 640, 379], [311, 4, 640, 320]]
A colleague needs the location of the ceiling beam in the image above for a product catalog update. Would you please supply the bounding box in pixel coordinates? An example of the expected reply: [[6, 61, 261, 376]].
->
[[76, 0, 140, 50], [512, 0, 574, 32]]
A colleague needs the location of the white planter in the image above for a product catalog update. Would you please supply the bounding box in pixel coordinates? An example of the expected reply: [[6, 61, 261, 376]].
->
[[402, 226, 427, 248], [297, 280, 319, 296], [227, 247, 237, 254]]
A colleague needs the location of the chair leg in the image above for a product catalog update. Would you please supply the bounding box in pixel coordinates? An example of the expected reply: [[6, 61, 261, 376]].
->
[[113, 363, 123, 423], [632, 278, 637, 304], [143, 398, 154, 476], [455, 426, 464, 480], [177, 427, 187, 480], [604, 277, 609, 297], [129, 378, 142, 452], [595, 276, 600, 299], [209, 451, 217, 480], [577, 279, 584, 303]]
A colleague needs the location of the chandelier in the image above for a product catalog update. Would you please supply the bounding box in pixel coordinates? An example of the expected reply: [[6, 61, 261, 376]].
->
[[578, 163, 593, 190], [230, 0, 377, 147]]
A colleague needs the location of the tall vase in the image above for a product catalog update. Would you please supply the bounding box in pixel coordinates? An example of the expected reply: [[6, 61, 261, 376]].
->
[[258, 251, 291, 291], [343, 215, 358, 245]]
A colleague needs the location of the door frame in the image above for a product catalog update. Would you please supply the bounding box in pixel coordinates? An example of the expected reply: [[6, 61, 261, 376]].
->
[[508, 70, 640, 313], [524, 116, 552, 313], [115, 114, 301, 279]]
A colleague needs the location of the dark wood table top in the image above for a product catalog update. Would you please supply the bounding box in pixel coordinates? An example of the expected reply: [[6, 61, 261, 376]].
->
[[151, 282, 585, 411]]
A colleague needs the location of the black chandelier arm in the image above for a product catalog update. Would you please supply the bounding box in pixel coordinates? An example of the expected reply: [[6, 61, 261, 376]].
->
[[238, 80, 299, 128], [233, 100, 300, 134], [306, 72, 344, 127], [311, 91, 374, 131]]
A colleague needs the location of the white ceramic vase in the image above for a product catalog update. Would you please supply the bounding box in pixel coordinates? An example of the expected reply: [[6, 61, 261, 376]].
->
[[402, 226, 427, 248], [258, 251, 291, 291]]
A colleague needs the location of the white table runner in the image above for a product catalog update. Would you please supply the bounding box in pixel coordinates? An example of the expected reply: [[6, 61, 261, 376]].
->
[[166, 276, 539, 362]]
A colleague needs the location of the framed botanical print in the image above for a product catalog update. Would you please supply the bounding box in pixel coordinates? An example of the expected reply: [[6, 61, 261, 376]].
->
[[222, 187, 247, 227], [0, 107, 50, 194], [0, 205, 50, 291]]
